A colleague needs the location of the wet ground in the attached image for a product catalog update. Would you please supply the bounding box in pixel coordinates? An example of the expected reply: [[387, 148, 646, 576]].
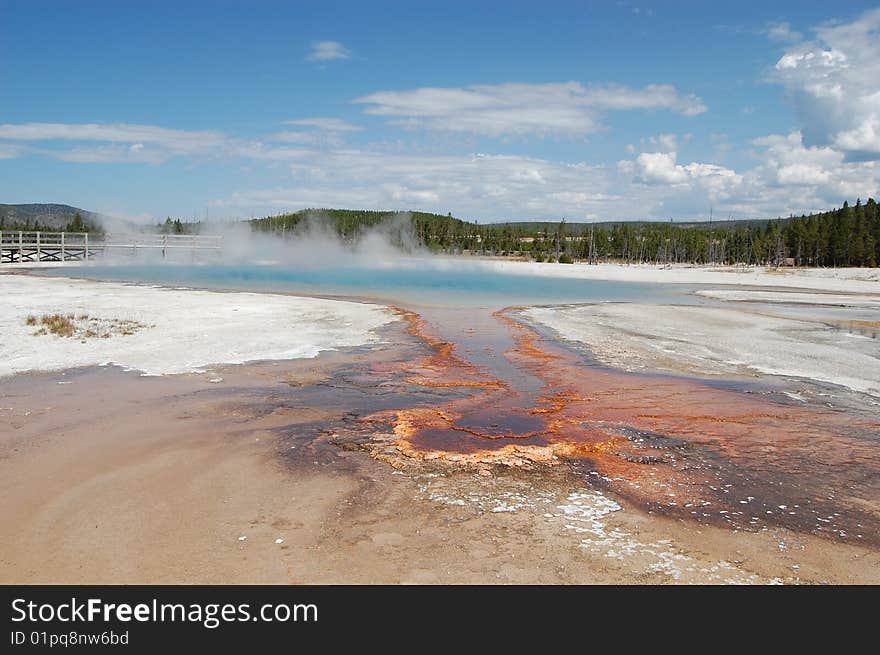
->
[[4, 267, 879, 582], [2, 302, 879, 583], [313, 302, 880, 549]]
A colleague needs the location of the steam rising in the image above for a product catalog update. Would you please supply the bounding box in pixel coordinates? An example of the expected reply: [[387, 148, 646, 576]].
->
[[218, 212, 426, 268], [79, 210, 639, 308], [94, 211, 429, 268]]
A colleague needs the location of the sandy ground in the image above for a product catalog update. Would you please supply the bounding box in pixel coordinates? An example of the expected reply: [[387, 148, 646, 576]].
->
[[1, 267, 878, 584], [2, 360, 877, 585]]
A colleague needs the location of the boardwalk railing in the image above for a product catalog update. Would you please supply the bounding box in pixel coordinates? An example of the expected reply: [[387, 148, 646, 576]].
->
[[101, 233, 224, 258], [0, 231, 223, 264]]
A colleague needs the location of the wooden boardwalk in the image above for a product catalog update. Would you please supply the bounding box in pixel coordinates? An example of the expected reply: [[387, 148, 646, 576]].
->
[[0, 231, 223, 264]]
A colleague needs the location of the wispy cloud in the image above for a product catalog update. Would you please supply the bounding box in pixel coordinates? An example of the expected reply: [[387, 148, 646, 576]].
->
[[307, 40, 350, 62], [282, 117, 362, 132], [270, 117, 363, 147], [355, 81, 707, 138], [2, 118, 871, 220], [0, 122, 225, 161], [4, 33, 879, 225], [764, 20, 802, 43], [2, 116, 873, 220], [218, 135, 876, 221], [45, 144, 170, 165], [0, 122, 224, 149], [0, 142, 24, 159], [214, 149, 624, 219], [268, 132, 326, 145], [642, 133, 691, 153]]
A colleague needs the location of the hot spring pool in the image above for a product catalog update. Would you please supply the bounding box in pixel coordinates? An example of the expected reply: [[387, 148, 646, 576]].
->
[[41, 259, 693, 307]]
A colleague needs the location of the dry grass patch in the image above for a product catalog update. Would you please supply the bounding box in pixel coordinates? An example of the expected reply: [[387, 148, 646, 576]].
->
[[30, 314, 77, 337], [27, 313, 149, 340]]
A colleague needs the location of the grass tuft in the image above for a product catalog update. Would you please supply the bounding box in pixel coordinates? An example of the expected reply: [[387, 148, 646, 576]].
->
[[38, 313, 77, 337], [27, 314, 147, 339]]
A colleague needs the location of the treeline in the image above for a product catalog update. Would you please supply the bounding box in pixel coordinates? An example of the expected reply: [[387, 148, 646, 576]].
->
[[155, 217, 203, 234], [250, 209, 466, 248], [0, 211, 103, 234], [563, 199, 879, 267], [8, 201, 874, 266], [249, 200, 880, 267]]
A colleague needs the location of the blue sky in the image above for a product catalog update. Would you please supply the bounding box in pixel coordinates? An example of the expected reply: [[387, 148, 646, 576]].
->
[[2, 0, 879, 222]]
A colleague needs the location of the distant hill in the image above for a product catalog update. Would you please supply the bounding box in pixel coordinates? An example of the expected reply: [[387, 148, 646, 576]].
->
[[248, 200, 879, 267], [6, 202, 876, 267], [249, 208, 471, 247], [250, 208, 468, 230], [0, 203, 103, 231]]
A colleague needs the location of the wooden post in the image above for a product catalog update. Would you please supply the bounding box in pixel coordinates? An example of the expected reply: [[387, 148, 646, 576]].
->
[[162, 234, 167, 259], [61, 232, 66, 261], [36, 231, 41, 261], [84, 232, 89, 261], [18, 231, 23, 262]]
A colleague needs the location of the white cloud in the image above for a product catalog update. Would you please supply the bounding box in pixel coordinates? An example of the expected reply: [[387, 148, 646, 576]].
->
[[773, 9, 880, 158], [269, 131, 326, 145], [269, 118, 362, 148], [749, 131, 878, 200], [652, 134, 680, 152], [641, 133, 690, 153], [5, 123, 869, 220], [229, 142, 312, 162], [354, 81, 706, 137], [282, 117, 362, 132], [3, 122, 866, 221], [630, 151, 687, 184], [0, 119, 368, 163], [765, 21, 802, 42], [0, 121, 323, 164], [629, 150, 741, 191], [307, 41, 350, 62], [1, 118, 873, 222], [0, 122, 225, 155], [0, 122, 227, 164], [614, 128, 877, 218], [752, 132, 836, 185], [0, 143, 24, 159], [213, 148, 628, 220], [46, 144, 169, 165], [221, 143, 778, 222], [221, 138, 854, 222]]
